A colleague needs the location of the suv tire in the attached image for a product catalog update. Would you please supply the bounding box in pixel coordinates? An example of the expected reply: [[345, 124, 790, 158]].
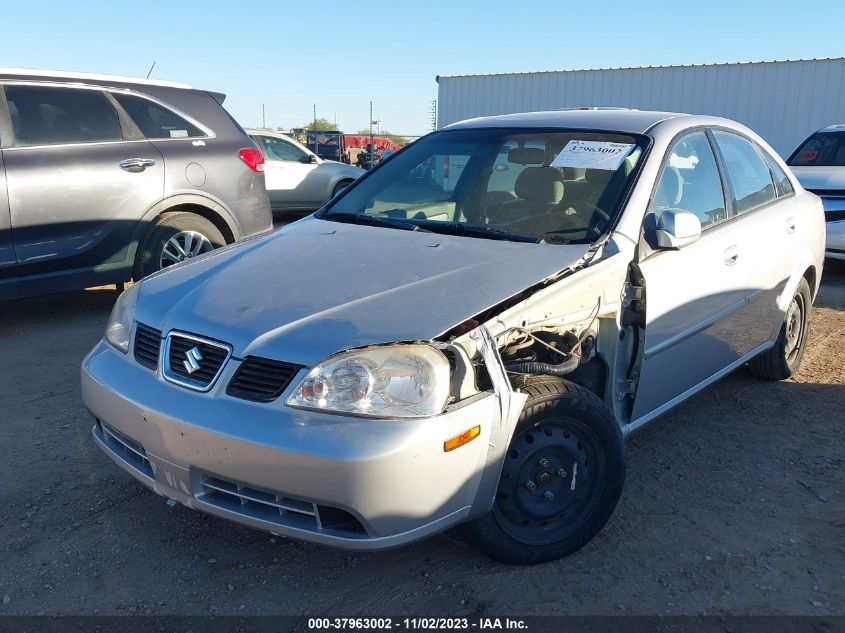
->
[[467, 378, 626, 565], [134, 212, 226, 279]]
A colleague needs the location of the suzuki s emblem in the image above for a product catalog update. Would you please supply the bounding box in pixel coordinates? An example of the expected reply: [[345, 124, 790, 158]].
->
[[183, 347, 203, 374]]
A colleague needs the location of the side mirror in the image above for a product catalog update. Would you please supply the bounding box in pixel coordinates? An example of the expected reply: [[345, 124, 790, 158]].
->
[[654, 209, 701, 250], [300, 154, 317, 164], [332, 185, 348, 198]]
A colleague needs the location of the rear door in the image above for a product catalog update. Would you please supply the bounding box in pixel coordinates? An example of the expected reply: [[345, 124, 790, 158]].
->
[[710, 129, 801, 353], [632, 129, 753, 421], [2, 83, 164, 278], [0, 149, 16, 289]]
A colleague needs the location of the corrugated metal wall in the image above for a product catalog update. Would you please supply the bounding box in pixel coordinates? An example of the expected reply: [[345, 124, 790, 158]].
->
[[436, 59, 845, 156]]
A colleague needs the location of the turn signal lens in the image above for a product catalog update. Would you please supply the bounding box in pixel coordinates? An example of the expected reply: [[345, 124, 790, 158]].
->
[[444, 425, 481, 452]]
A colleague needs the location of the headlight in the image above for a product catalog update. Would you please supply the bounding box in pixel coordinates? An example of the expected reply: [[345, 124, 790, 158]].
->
[[104, 283, 141, 353], [286, 344, 450, 418]]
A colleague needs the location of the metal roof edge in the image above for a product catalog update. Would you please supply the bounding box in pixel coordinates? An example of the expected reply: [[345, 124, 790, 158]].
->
[[0, 67, 192, 89], [436, 57, 845, 81]]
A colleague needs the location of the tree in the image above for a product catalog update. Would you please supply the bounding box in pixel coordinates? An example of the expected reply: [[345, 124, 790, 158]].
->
[[302, 118, 337, 131], [355, 129, 407, 145]]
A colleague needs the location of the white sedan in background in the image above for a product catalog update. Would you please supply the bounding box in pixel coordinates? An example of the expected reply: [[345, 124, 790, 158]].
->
[[787, 124, 845, 260], [247, 130, 364, 220]]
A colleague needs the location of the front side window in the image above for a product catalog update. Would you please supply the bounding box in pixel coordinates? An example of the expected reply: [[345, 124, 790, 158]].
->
[[320, 128, 648, 244], [713, 130, 777, 214], [788, 131, 845, 167], [650, 131, 727, 228], [113, 93, 203, 139], [259, 136, 308, 162], [5, 85, 121, 146]]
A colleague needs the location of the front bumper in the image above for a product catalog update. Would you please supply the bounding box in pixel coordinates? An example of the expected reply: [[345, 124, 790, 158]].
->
[[82, 340, 498, 550], [825, 219, 845, 260]]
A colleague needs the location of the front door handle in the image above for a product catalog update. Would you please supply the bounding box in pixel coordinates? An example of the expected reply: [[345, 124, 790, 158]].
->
[[724, 245, 739, 266], [786, 217, 797, 234], [119, 158, 156, 173]]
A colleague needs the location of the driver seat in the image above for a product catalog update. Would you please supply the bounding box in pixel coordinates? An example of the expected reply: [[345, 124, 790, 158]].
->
[[487, 167, 564, 224]]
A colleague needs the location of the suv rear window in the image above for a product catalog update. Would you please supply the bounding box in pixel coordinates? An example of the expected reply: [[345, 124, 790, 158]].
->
[[5, 85, 121, 146], [113, 93, 203, 139], [788, 131, 845, 167]]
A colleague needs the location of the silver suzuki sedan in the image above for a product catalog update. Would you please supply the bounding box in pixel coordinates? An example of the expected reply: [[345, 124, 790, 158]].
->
[[82, 110, 825, 565]]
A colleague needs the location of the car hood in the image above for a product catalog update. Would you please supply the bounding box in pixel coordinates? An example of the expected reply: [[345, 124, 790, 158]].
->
[[790, 166, 845, 192], [134, 218, 591, 365]]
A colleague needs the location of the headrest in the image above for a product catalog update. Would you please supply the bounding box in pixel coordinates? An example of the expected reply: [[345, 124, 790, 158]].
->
[[654, 166, 684, 208], [508, 147, 546, 165], [514, 167, 564, 204]]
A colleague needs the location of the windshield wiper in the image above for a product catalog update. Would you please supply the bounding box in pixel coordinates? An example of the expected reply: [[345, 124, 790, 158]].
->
[[421, 223, 537, 243], [321, 212, 432, 233]]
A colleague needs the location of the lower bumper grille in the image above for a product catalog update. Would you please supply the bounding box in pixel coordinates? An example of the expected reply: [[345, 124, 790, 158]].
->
[[98, 421, 155, 480], [197, 474, 366, 536]]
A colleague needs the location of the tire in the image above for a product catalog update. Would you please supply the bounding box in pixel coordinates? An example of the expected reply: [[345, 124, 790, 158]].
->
[[134, 212, 226, 279], [748, 277, 812, 380], [332, 180, 353, 199], [467, 378, 626, 565]]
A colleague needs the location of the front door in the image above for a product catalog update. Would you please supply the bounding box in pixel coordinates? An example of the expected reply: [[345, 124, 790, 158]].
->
[[253, 135, 322, 211], [2, 83, 164, 278], [632, 130, 752, 421]]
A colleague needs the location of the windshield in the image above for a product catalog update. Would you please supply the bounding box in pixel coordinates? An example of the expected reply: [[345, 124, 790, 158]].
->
[[788, 132, 845, 167], [318, 128, 648, 244]]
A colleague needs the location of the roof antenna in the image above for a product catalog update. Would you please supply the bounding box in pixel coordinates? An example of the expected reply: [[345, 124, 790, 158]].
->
[[146, 61, 156, 79]]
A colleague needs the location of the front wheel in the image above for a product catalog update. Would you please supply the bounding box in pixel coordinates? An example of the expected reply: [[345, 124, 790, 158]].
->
[[467, 379, 626, 565], [748, 277, 812, 380]]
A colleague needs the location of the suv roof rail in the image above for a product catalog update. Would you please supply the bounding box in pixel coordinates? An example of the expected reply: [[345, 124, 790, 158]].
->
[[0, 67, 192, 89]]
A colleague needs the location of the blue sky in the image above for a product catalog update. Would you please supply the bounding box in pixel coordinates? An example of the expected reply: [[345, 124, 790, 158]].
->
[[1, 0, 843, 136]]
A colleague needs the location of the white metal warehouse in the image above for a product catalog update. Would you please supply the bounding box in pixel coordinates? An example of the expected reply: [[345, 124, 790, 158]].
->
[[436, 58, 845, 156]]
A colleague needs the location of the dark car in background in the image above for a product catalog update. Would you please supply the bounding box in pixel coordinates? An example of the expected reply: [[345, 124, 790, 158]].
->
[[0, 68, 272, 301]]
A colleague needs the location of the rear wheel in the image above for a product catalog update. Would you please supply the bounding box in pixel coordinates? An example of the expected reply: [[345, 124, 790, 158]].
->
[[748, 277, 812, 380], [467, 379, 626, 565], [134, 212, 226, 279]]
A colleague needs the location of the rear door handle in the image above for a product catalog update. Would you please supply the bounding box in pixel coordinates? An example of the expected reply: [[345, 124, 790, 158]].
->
[[119, 158, 156, 172], [786, 217, 797, 234], [724, 245, 739, 266]]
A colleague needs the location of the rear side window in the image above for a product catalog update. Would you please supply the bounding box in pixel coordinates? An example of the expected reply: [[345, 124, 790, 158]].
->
[[650, 131, 727, 228], [5, 85, 121, 146], [712, 131, 777, 214], [113, 93, 203, 139], [788, 131, 845, 167], [765, 155, 794, 196]]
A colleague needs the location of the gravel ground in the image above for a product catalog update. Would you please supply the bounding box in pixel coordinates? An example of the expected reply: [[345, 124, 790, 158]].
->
[[0, 261, 843, 616]]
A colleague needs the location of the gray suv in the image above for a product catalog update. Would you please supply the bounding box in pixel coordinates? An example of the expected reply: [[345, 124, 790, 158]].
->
[[0, 69, 272, 301]]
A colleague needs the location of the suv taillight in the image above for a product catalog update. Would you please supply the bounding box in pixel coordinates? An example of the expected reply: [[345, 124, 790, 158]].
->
[[239, 148, 265, 173]]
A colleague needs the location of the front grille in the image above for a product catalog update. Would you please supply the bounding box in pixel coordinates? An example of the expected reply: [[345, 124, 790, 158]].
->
[[227, 357, 304, 402], [164, 332, 231, 391], [133, 323, 162, 370], [197, 474, 366, 536], [98, 421, 155, 479], [825, 209, 845, 223]]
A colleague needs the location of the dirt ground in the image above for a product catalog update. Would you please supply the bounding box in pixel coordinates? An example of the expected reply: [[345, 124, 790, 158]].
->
[[0, 261, 843, 617]]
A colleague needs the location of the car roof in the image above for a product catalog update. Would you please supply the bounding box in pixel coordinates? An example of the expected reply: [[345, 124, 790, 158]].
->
[[0, 67, 191, 89], [443, 109, 693, 135], [817, 124, 845, 133]]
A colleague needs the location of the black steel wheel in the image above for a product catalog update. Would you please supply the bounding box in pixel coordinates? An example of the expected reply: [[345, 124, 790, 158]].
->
[[468, 378, 626, 565], [749, 276, 812, 380]]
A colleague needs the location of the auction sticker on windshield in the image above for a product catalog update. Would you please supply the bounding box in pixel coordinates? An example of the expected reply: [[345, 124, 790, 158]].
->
[[551, 140, 635, 170]]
